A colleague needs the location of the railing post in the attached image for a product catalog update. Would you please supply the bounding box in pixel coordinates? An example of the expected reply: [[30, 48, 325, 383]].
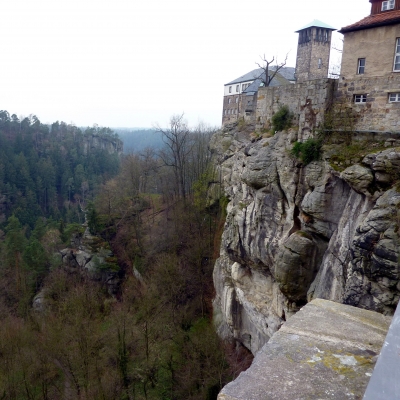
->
[[363, 302, 400, 399]]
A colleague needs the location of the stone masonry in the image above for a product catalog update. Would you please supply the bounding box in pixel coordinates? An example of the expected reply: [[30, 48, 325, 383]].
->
[[296, 26, 333, 83], [336, 74, 400, 132], [255, 78, 336, 139]]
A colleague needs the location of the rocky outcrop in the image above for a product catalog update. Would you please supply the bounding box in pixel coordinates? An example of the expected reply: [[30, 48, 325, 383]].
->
[[59, 226, 121, 296], [82, 133, 123, 156], [211, 125, 400, 354]]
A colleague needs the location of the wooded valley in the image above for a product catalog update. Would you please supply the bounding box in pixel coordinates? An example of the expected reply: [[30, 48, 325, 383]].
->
[[0, 111, 252, 400]]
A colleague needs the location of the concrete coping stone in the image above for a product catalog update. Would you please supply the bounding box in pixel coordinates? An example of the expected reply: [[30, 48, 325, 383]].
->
[[218, 299, 391, 400]]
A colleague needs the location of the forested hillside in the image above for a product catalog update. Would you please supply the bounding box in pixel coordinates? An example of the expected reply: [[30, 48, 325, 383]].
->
[[0, 110, 121, 229], [0, 113, 251, 399]]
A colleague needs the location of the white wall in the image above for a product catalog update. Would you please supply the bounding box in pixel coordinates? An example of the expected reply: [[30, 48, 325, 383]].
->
[[224, 80, 254, 96]]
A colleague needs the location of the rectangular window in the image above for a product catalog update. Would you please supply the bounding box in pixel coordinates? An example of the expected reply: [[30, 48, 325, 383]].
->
[[235, 97, 239, 103], [354, 94, 367, 103], [236, 85, 239, 92], [229, 86, 232, 93], [389, 92, 400, 102], [394, 38, 400, 71], [357, 58, 365, 74], [382, 0, 395, 10]]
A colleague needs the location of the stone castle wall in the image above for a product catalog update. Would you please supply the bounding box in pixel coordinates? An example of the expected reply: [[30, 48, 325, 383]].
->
[[255, 78, 336, 139]]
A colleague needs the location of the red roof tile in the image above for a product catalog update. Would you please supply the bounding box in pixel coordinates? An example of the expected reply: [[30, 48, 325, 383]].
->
[[339, 10, 400, 33]]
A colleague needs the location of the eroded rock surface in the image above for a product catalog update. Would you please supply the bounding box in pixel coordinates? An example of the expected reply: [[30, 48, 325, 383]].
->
[[211, 125, 400, 353]]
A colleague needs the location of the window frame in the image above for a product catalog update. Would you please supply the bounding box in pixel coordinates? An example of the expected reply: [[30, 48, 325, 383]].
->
[[229, 86, 232, 93], [389, 92, 400, 102], [382, 0, 395, 11], [357, 58, 366, 74], [354, 94, 367, 103], [394, 38, 400, 71]]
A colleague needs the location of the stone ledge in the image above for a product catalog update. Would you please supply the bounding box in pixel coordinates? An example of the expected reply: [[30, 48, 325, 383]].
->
[[218, 299, 391, 400]]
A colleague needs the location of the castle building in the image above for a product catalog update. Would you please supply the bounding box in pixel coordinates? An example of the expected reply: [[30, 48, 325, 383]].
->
[[295, 20, 336, 83], [336, 0, 400, 131], [223, 0, 400, 137], [222, 67, 295, 125]]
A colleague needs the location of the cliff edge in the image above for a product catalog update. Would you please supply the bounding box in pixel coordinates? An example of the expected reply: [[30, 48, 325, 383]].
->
[[211, 124, 400, 354]]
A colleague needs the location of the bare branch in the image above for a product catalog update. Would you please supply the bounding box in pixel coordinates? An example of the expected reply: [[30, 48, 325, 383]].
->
[[255, 53, 289, 87]]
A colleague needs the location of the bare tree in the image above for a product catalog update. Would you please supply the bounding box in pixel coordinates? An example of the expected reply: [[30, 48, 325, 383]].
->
[[255, 53, 289, 87], [156, 114, 193, 199]]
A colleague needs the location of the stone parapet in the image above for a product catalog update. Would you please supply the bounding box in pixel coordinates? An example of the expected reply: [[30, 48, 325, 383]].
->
[[218, 299, 391, 400]]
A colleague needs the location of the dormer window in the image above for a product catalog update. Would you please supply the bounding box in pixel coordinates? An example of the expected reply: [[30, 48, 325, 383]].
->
[[382, 0, 395, 11]]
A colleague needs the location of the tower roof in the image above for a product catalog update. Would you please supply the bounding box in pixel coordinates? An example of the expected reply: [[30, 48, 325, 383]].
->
[[295, 19, 336, 32]]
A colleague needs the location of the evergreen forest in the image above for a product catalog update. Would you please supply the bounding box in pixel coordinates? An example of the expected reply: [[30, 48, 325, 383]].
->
[[0, 111, 252, 400]]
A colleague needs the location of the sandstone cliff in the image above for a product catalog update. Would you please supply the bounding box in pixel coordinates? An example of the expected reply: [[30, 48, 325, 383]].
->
[[211, 124, 400, 354]]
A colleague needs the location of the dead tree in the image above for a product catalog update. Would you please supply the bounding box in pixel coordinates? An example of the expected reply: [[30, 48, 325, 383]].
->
[[255, 53, 288, 86], [156, 114, 192, 200]]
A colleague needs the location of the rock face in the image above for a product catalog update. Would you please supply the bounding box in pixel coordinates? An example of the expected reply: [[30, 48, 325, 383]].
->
[[218, 299, 391, 400], [211, 125, 400, 354]]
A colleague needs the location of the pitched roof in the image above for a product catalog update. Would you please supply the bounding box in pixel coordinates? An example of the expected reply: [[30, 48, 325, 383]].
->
[[224, 66, 295, 86], [224, 68, 264, 85], [295, 19, 336, 32], [339, 10, 400, 33], [241, 69, 295, 95]]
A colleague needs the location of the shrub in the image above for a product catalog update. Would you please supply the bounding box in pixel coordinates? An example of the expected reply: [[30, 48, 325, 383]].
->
[[291, 138, 322, 165], [271, 105, 293, 132]]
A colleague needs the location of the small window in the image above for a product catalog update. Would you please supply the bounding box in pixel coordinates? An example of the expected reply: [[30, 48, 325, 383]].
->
[[394, 38, 400, 71], [382, 0, 395, 10], [354, 94, 367, 103], [357, 58, 366, 74], [235, 97, 239, 103], [236, 85, 239, 92], [229, 86, 232, 93], [228, 98, 231, 104], [389, 93, 400, 102], [318, 58, 322, 69]]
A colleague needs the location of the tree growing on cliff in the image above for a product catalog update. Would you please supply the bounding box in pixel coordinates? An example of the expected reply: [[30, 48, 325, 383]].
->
[[255, 53, 288, 87], [156, 114, 192, 199], [156, 115, 215, 200]]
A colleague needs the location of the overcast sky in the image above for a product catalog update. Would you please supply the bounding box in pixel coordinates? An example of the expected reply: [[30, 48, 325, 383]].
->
[[1, 0, 370, 128]]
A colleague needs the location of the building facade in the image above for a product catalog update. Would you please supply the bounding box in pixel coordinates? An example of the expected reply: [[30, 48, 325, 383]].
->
[[336, 0, 400, 132], [222, 67, 295, 125]]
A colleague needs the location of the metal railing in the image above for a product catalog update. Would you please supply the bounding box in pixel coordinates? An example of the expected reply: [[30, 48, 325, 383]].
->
[[363, 302, 400, 399]]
